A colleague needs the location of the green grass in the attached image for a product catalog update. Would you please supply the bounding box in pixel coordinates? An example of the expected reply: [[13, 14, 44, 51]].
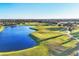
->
[[0, 26, 4, 32], [0, 44, 48, 56]]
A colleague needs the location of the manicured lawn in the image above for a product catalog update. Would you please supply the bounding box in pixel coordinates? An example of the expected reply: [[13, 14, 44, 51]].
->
[[31, 31, 64, 41], [0, 26, 4, 32], [41, 35, 70, 46], [62, 40, 78, 48]]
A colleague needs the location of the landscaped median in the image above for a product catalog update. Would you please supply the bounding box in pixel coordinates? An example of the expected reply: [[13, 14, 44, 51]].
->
[[0, 44, 48, 56]]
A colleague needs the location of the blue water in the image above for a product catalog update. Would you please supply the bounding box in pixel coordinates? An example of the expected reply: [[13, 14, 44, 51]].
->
[[0, 26, 37, 52]]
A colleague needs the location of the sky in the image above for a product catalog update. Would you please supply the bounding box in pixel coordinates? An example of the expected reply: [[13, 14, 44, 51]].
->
[[0, 3, 79, 19]]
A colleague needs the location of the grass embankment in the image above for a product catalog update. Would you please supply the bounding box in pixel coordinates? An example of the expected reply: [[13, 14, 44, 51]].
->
[[62, 40, 78, 48], [41, 35, 70, 46], [31, 31, 65, 42], [0, 44, 48, 56], [32, 25, 63, 30], [0, 26, 4, 32]]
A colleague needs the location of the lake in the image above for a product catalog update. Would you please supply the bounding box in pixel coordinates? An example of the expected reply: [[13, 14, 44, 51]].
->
[[0, 26, 37, 52]]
